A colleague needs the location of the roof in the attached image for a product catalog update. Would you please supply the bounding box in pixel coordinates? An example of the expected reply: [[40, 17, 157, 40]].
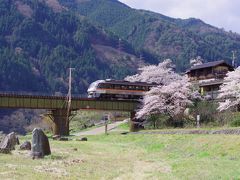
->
[[187, 60, 234, 72]]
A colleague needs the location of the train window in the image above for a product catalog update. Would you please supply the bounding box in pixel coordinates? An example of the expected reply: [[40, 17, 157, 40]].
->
[[107, 84, 113, 89], [115, 85, 120, 89], [121, 85, 127, 89], [99, 84, 104, 88], [99, 84, 108, 88]]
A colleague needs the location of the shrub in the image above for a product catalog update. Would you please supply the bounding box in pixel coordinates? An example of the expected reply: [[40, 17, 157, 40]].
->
[[230, 113, 240, 127]]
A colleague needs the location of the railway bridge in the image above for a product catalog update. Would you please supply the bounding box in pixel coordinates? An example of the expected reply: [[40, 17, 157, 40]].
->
[[0, 93, 140, 135]]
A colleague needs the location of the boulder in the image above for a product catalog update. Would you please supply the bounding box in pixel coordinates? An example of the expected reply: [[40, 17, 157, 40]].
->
[[52, 135, 68, 141], [59, 137, 68, 141], [0, 132, 19, 154], [52, 135, 61, 140], [76, 137, 88, 141], [20, 141, 31, 150], [31, 128, 51, 159]]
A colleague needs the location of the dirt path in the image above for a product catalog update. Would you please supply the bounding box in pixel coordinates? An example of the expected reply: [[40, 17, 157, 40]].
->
[[75, 120, 127, 136]]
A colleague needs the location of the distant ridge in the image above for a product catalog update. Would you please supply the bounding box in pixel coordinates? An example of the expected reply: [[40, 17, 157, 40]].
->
[[60, 0, 240, 71]]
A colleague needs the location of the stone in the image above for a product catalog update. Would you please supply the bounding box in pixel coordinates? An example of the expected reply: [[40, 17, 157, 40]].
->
[[0, 132, 19, 154], [31, 128, 51, 159], [20, 141, 31, 150], [59, 137, 68, 141], [52, 135, 61, 140], [52, 135, 69, 141], [76, 137, 88, 141]]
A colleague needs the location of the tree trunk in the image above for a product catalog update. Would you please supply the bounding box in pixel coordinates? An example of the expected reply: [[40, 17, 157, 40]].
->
[[129, 112, 144, 132]]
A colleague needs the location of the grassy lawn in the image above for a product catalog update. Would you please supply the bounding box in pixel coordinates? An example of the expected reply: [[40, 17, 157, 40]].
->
[[1, 133, 240, 179]]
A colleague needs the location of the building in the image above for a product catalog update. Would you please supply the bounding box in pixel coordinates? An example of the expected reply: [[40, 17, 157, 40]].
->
[[186, 60, 234, 99]]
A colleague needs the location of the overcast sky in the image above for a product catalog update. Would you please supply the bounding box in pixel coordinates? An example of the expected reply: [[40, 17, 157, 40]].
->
[[119, 0, 240, 33]]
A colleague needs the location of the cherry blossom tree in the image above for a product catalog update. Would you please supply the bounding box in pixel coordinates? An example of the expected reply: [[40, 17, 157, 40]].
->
[[125, 59, 182, 85], [190, 56, 203, 67], [125, 59, 193, 119], [136, 77, 192, 119], [218, 67, 240, 111]]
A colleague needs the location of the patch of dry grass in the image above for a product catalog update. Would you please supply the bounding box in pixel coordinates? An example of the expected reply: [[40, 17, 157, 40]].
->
[[0, 133, 240, 179]]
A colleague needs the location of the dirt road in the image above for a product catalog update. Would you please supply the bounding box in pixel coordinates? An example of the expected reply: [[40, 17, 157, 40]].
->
[[75, 120, 127, 136]]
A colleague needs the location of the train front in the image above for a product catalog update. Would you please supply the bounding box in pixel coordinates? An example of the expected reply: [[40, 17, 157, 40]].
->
[[87, 80, 105, 98]]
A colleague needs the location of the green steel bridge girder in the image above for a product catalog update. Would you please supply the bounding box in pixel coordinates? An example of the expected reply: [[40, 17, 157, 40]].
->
[[0, 95, 139, 112]]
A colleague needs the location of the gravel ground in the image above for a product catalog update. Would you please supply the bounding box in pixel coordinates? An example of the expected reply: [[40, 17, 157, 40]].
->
[[130, 129, 240, 135]]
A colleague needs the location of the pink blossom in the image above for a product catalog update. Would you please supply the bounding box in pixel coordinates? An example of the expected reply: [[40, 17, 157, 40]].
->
[[218, 67, 240, 111], [125, 59, 193, 118]]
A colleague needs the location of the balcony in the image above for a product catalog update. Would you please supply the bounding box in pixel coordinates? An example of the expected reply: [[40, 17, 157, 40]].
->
[[189, 72, 227, 82]]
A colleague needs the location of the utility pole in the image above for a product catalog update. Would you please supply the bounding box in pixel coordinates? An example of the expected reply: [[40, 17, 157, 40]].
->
[[66, 68, 75, 127], [118, 38, 123, 55], [232, 50, 237, 68], [104, 113, 109, 135], [139, 53, 143, 61]]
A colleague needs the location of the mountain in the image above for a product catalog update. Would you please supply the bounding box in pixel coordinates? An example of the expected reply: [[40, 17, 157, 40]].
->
[[59, 0, 240, 71], [1, 0, 240, 94], [0, 0, 153, 94]]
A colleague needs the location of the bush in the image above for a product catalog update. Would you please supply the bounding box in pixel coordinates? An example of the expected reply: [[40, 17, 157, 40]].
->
[[190, 101, 218, 124], [144, 114, 190, 129], [230, 113, 240, 127], [143, 101, 240, 129]]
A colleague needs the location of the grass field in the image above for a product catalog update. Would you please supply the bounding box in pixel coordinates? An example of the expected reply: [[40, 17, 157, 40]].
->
[[1, 132, 240, 179]]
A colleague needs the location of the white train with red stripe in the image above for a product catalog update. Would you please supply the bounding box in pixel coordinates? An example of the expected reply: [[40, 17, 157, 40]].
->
[[87, 79, 156, 100]]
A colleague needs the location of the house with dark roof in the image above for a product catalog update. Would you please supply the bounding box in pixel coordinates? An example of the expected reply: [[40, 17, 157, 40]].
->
[[186, 60, 234, 99]]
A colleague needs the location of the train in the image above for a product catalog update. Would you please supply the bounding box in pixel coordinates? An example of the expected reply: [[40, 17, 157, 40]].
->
[[87, 79, 156, 100]]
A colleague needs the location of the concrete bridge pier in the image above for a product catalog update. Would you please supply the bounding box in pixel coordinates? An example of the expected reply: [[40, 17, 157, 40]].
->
[[129, 111, 144, 132], [50, 109, 70, 136]]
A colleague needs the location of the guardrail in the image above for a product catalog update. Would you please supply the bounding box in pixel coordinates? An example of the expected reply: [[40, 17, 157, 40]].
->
[[0, 91, 87, 98], [0, 93, 139, 111]]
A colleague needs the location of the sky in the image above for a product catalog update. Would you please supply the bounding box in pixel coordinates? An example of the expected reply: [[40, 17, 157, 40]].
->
[[119, 0, 240, 33]]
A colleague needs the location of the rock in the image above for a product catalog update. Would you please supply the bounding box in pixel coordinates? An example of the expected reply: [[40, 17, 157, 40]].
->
[[52, 135, 69, 141], [0, 132, 19, 154], [52, 135, 61, 140], [31, 128, 51, 159], [76, 137, 88, 141], [59, 137, 68, 141], [20, 141, 31, 150]]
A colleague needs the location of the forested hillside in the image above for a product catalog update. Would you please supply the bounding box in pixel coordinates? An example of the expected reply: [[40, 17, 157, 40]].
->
[[2, 0, 240, 94], [60, 0, 240, 71], [0, 0, 152, 94]]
